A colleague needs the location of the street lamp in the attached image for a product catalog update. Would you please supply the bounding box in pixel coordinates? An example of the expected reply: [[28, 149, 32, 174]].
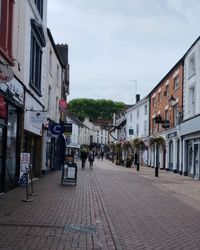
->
[[168, 95, 177, 107], [168, 95, 183, 126]]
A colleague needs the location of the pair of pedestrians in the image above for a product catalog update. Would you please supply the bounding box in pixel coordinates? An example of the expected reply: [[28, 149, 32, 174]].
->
[[80, 150, 95, 169]]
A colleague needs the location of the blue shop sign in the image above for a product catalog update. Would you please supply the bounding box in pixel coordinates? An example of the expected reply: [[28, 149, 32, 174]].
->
[[49, 123, 63, 135]]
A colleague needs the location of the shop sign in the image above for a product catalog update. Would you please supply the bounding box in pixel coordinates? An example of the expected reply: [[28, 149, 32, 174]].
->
[[0, 63, 14, 83], [0, 77, 24, 106], [0, 95, 7, 119], [167, 131, 177, 139], [49, 123, 63, 135], [162, 120, 170, 129], [19, 153, 30, 186], [59, 99, 67, 111], [30, 111, 47, 126], [64, 123, 72, 135]]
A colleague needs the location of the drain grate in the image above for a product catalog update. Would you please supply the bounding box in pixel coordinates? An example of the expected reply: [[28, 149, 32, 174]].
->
[[64, 224, 97, 234]]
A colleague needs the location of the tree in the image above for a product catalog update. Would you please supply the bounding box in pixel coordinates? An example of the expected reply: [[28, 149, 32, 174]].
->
[[68, 98, 125, 122]]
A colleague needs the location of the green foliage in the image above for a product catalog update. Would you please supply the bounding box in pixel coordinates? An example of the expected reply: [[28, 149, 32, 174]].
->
[[150, 136, 165, 148], [68, 98, 125, 121]]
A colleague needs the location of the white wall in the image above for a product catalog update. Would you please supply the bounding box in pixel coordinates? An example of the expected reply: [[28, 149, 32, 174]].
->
[[46, 34, 62, 123], [183, 39, 200, 120], [126, 98, 149, 140]]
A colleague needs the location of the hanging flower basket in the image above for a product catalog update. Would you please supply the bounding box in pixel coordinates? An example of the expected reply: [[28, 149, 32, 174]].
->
[[122, 140, 132, 150], [149, 136, 165, 149]]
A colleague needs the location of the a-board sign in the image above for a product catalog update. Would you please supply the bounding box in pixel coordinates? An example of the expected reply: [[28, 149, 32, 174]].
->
[[67, 167, 76, 179], [19, 153, 30, 185]]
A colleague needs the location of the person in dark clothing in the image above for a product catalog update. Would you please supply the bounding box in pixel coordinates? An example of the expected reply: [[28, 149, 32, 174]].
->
[[101, 151, 104, 161], [80, 150, 87, 168], [134, 152, 138, 165], [88, 150, 95, 169]]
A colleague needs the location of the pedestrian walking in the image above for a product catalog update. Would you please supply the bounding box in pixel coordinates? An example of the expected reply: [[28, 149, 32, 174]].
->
[[88, 150, 95, 169], [101, 151, 104, 161], [80, 150, 87, 168]]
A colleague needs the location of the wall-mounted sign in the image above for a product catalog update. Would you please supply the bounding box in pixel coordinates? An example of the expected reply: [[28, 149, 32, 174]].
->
[[0, 63, 14, 83]]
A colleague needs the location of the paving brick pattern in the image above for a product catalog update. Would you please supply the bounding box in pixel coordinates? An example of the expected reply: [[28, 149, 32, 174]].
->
[[0, 160, 200, 249]]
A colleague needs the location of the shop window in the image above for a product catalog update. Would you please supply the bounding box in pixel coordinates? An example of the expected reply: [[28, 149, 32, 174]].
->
[[6, 105, 18, 186], [0, 0, 14, 63]]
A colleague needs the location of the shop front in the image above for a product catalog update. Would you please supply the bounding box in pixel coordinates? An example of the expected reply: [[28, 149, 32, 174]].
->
[[180, 116, 200, 179], [0, 77, 24, 193], [24, 92, 47, 178], [165, 130, 181, 173]]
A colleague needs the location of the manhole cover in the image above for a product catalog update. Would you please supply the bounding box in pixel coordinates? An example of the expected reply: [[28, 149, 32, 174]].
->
[[64, 224, 97, 234]]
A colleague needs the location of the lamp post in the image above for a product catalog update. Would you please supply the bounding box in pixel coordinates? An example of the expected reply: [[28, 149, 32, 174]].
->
[[168, 95, 182, 126]]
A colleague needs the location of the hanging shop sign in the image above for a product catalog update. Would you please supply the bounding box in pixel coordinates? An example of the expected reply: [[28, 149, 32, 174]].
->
[[0, 95, 7, 119], [30, 111, 47, 126], [0, 77, 24, 106], [0, 63, 14, 83], [59, 99, 67, 111], [49, 123, 63, 135], [63, 123, 72, 136]]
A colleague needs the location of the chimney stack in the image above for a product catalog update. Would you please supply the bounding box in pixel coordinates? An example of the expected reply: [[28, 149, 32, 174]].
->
[[136, 94, 140, 103]]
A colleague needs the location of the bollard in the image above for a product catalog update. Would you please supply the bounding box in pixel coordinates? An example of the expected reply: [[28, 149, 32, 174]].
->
[[137, 162, 140, 171], [155, 166, 159, 177], [29, 165, 37, 196], [22, 167, 33, 202]]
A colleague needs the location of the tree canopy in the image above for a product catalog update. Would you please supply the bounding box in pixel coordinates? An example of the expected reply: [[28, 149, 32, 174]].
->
[[68, 98, 125, 122]]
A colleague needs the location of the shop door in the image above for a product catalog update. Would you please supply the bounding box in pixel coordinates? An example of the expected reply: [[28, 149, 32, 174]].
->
[[194, 143, 199, 179], [0, 126, 5, 193]]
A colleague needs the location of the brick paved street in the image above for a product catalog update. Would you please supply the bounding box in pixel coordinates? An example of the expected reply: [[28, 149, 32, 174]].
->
[[0, 160, 200, 250]]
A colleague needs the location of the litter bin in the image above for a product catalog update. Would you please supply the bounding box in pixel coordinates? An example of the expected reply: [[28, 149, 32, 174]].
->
[[61, 160, 77, 186]]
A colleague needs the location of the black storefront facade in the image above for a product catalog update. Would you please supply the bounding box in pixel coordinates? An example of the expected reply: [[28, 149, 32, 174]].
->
[[0, 77, 24, 193]]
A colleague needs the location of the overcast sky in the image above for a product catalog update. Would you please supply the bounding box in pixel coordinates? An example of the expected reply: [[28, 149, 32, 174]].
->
[[47, 0, 200, 104]]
